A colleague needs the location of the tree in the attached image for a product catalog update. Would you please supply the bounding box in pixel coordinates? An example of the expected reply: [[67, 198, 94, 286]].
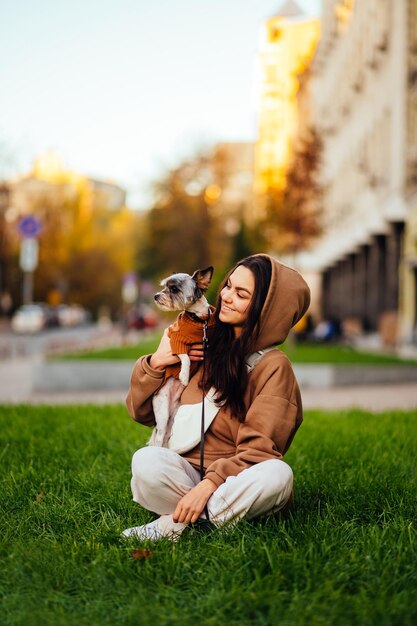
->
[[6, 174, 140, 317], [65, 248, 123, 315], [263, 127, 323, 255], [137, 149, 233, 281], [228, 217, 265, 266]]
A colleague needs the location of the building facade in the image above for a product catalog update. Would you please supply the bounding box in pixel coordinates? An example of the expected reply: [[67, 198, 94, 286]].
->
[[402, 0, 417, 342], [254, 1, 320, 199], [308, 0, 417, 344]]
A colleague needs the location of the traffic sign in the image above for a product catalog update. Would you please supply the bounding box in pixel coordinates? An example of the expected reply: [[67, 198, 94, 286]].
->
[[18, 215, 42, 238], [20, 238, 39, 272]]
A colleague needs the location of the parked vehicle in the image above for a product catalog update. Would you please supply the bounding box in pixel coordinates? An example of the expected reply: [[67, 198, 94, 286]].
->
[[126, 304, 158, 330], [56, 304, 90, 327], [11, 303, 90, 333], [11, 304, 47, 333]]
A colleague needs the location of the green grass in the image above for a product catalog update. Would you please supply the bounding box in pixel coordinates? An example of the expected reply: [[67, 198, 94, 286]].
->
[[1, 405, 416, 626], [59, 332, 161, 361], [283, 342, 417, 365], [60, 334, 417, 365]]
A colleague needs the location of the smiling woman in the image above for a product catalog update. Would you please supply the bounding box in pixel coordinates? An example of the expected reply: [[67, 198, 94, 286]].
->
[[124, 254, 311, 541], [205, 255, 275, 419], [219, 265, 255, 331]]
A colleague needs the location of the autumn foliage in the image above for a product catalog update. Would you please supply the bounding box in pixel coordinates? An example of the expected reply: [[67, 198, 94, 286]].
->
[[262, 127, 323, 255], [3, 176, 141, 317]]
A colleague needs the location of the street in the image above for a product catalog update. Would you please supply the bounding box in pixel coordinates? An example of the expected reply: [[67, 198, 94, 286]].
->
[[0, 321, 123, 359], [0, 320, 416, 410]]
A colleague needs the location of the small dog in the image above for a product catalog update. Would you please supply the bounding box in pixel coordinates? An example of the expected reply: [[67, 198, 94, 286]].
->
[[149, 266, 216, 447], [154, 266, 215, 385]]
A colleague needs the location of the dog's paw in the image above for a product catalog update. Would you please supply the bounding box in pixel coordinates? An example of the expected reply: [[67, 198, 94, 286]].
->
[[178, 354, 190, 386], [179, 368, 190, 386]]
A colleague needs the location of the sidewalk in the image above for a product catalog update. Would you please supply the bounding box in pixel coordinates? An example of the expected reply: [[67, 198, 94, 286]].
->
[[301, 383, 417, 411], [1, 352, 416, 411], [5, 382, 415, 412]]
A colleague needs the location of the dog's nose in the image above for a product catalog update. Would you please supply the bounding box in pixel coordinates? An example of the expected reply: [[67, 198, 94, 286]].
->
[[154, 294, 159, 301]]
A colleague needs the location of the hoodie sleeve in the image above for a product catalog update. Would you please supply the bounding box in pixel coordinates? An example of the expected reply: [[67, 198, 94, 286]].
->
[[125, 355, 165, 425], [204, 354, 302, 487]]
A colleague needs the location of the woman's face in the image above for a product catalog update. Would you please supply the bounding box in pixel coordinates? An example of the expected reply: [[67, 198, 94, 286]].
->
[[219, 265, 255, 332]]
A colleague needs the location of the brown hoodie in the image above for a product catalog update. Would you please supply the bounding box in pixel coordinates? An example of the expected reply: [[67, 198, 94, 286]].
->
[[126, 255, 310, 488]]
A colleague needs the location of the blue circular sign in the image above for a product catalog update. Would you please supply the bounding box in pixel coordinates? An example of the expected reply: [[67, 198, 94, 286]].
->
[[18, 215, 42, 238]]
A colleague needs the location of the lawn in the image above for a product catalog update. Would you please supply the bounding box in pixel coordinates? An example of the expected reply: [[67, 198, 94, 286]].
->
[[59, 333, 162, 361], [1, 405, 416, 626], [59, 333, 417, 365]]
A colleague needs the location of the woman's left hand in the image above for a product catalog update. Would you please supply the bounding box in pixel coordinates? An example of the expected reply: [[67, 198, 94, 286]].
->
[[189, 342, 204, 361], [173, 478, 217, 524]]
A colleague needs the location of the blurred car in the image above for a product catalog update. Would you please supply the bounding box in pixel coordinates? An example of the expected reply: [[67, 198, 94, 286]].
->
[[42, 304, 60, 328], [11, 304, 47, 333], [126, 304, 158, 330], [56, 304, 90, 327]]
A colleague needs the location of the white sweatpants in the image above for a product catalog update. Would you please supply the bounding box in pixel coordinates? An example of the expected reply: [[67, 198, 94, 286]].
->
[[130, 446, 294, 527]]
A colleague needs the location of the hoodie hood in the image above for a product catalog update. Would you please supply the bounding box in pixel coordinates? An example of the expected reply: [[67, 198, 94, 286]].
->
[[253, 254, 311, 350]]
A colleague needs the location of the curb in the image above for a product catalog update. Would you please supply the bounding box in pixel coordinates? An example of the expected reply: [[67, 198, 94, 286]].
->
[[293, 364, 417, 388], [32, 359, 417, 392]]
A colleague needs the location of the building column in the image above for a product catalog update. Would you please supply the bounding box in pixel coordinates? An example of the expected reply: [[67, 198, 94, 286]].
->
[[367, 234, 387, 330], [321, 269, 331, 319], [350, 253, 358, 318], [333, 260, 344, 322], [346, 253, 356, 318], [356, 244, 370, 330], [325, 263, 341, 321], [385, 221, 405, 311]]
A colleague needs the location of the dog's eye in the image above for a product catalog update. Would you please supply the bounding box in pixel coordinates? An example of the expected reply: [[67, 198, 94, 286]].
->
[[170, 286, 179, 294]]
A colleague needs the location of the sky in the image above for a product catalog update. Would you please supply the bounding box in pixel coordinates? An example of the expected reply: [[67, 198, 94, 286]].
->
[[0, 0, 321, 209]]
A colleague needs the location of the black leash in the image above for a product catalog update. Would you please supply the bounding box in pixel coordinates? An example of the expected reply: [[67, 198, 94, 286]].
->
[[199, 311, 210, 523]]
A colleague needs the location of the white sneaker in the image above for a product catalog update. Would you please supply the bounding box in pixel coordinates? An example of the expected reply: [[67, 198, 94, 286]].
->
[[121, 514, 187, 542]]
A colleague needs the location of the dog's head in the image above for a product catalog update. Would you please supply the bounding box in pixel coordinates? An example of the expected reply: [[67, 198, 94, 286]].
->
[[154, 266, 214, 312]]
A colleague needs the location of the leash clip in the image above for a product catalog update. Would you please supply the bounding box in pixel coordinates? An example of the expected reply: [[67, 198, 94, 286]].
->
[[202, 307, 210, 350], [203, 319, 208, 347]]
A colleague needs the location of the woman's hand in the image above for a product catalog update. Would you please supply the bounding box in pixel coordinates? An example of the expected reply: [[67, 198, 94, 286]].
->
[[149, 328, 180, 370], [173, 478, 217, 524], [150, 331, 205, 370], [189, 342, 204, 361]]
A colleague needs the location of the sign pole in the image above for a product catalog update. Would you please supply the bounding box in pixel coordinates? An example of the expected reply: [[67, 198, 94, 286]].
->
[[23, 271, 34, 305], [18, 217, 42, 306], [19, 236, 39, 305]]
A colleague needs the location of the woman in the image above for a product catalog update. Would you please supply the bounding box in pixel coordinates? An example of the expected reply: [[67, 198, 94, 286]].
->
[[123, 254, 310, 541]]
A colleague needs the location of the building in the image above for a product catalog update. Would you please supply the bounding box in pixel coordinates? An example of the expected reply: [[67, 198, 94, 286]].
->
[[254, 0, 320, 201], [9, 151, 126, 221], [402, 0, 417, 343], [307, 0, 417, 344], [31, 152, 126, 213]]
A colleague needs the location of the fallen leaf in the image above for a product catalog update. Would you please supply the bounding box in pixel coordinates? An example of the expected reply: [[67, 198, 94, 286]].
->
[[131, 548, 153, 560]]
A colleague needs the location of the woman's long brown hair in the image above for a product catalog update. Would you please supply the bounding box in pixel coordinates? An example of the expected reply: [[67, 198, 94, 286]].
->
[[203, 255, 272, 421]]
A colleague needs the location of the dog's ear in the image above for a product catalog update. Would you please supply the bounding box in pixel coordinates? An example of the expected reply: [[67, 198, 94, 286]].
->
[[192, 266, 214, 291]]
